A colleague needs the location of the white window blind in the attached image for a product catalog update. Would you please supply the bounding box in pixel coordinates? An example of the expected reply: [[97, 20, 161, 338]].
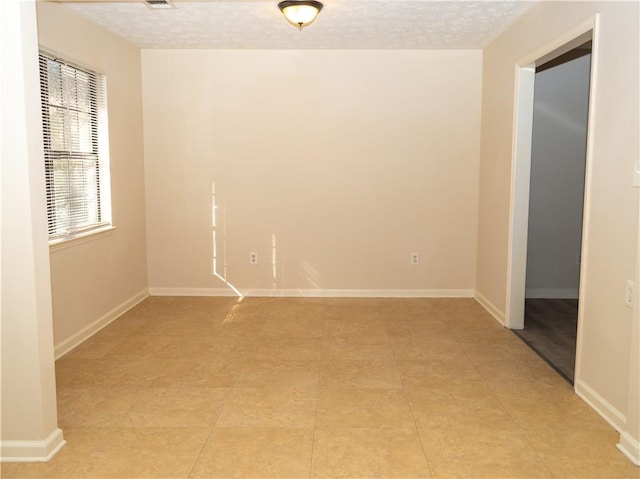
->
[[38, 51, 111, 240]]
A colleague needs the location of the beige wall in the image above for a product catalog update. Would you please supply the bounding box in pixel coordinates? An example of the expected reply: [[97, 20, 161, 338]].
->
[[36, 3, 148, 350], [142, 50, 482, 295], [476, 0, 638, 432]]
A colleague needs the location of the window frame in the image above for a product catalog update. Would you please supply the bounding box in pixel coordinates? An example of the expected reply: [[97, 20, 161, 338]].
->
[[38, 49, 112, 245]]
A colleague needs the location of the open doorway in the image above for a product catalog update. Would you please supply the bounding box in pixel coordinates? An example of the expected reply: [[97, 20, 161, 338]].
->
[[513, 43, 592, 384], [505, 19, 598, 388]]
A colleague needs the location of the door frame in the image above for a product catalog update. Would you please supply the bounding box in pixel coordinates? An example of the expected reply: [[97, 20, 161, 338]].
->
[[505, 15, 600, 383]]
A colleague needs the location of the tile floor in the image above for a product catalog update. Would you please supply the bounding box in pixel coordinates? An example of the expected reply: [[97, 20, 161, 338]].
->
[[2, 297, 638, 479]]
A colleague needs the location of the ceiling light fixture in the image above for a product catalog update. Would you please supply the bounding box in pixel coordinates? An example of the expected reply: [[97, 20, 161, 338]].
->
[[278, 0, 323, 30], [143, 0, 174, 9]]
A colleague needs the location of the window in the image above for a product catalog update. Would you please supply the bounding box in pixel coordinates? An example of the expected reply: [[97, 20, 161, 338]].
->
[[38, 51, 111, 241]]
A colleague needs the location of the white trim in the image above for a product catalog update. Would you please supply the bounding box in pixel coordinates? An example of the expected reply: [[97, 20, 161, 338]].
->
[[617, 432, 640, 467], [524, 288, 579, 299], [54, 288, 149, 359], [148, 287, 474, 299], [474, 290, 506, 325], [574, 13, 600, 394], [247, 289, 474, 298], [1, 428, 65, 463], [505, 15, 599, 332], [149, 287, 240, 297], [516, 19, 596, 68], [505, 63, 536, 330], [575, 379, 626, 433]]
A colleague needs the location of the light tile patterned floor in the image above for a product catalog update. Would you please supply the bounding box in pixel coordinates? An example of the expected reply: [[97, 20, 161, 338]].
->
[[2, 297, 638, 479]]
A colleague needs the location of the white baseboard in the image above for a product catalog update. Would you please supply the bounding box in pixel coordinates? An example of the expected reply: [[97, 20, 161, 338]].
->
[[148, 287, 238, 297], [474, 290, 506, 325], [617, 431, 640, 466], [1, 428, 65, 462], [575, 379, 626, 433], [525, 288, 579, 299], [148, 287, 475, 298], [245, 289, 475, 298], [54, 288, 149, 359]]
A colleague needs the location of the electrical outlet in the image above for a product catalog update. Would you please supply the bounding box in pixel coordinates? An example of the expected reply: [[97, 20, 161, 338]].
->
[[411, 253, 419, 265], [249, 252, 258, 265], [625, 280, 634, 308]]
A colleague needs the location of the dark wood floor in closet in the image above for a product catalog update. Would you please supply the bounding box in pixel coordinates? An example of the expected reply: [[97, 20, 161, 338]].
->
[[513, 298, 578, 384]]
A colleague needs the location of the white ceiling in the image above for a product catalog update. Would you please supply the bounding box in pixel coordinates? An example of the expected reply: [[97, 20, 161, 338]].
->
[[59, 0, 537, 49]]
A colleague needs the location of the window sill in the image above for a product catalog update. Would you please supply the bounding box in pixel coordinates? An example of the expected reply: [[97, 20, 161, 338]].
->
[[49, 225, 117, 253]]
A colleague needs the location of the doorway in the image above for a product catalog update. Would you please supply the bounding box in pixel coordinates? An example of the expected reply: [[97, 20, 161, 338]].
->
[[513, 43, 592, 384], [505, 18, 598, 387]]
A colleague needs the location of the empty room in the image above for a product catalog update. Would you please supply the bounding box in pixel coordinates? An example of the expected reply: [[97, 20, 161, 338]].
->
[[2, 0, 639, 478]]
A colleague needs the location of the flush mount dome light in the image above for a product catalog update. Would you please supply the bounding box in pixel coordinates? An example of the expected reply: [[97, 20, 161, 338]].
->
[[278, 0, 323, 30]]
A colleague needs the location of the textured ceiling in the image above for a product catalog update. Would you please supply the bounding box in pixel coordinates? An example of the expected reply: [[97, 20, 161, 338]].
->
[[61, 0, 537, 49]]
